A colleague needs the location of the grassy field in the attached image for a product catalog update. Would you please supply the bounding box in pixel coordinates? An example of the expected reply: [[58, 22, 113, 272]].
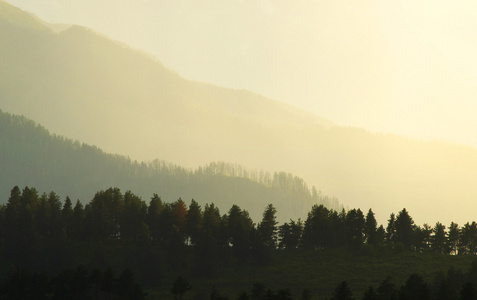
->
[[2, 240, 473, 299], [149, 248, 477, 300]]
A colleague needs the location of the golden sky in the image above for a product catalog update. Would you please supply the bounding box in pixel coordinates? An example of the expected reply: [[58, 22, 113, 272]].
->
[[7, 0, 477, 147]]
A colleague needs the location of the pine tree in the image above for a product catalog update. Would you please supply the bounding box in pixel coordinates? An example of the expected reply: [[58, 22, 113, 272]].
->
[[432, 222, 448, 254], [185, 199, 202, 245], [395, 208, 415, 250], [364, 209, 377, 246], [258, 204, 278, 248], [448, 222, 460, 255], [386, 213, 396, 248]]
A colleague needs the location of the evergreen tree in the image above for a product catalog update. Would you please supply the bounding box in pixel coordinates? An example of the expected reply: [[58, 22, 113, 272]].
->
[[345, 208, 365, 249], [278, 219, 303, 250], [375, 225, 386, 247], [185, 199, 202, 245], [88, 188, 123, 239], [62, 196, 73, 237], [364, 209, 377, 246], [46, 191, 63, 238], [460, 222, 477, 255], [394, 209, 415, 250], [448, 222, 460, 255], [173, 198, 188, 235], [414, 224, 432, 252], [146, 193, 165, 243], [432, 222, 448, 254], [121, 191, 149, 241], [302, 204, 332, 249], [202, 203, 222, 239], [70, 200, 84, 240], [257, 204, 278, 248], [386, 213, 396, 248], [399, 273, 430, 300], [227, 205, 254, 256]]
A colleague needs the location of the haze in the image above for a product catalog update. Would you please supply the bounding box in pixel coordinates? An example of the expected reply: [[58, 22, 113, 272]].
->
[[8, 0, 477, 148], [4, 0, 477, 227]]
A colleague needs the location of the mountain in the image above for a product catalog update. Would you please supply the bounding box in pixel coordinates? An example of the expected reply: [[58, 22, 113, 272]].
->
[[2, 1, 477, 225], [0, 109, 337, 222], [0, 1, 332, 167]]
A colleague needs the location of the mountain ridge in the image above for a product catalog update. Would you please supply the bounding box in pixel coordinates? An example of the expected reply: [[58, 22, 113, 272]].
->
[[0, 109, 337, 222], [3, 1, 477, 225]]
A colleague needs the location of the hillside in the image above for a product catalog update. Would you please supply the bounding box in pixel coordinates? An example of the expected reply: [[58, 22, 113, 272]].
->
[[2, 1, 477, 225], [2, 181, 477, 299], [0, 110, 336, 222]]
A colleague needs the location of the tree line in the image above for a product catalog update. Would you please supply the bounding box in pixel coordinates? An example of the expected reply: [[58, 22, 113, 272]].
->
[[2, 185, 477, 263], [0, 109, 340, 224], [3, 186, 477, 299]]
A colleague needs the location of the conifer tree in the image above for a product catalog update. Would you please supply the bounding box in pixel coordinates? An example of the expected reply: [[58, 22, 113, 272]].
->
[[364, 209, 377, 246], [395, 209, 415, 250], [185, 199, 202, 245], [386, 213, 396, 247], [258, 204, 278, 248], [432, 222, 447, 254], [448, 222, 460, 255]]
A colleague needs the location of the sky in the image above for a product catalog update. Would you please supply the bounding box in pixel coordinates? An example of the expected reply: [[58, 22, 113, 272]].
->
[[7, 0, 477, 148]]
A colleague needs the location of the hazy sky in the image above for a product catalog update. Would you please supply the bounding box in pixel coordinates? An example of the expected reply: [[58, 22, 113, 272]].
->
[[8, 0, 477, 147]]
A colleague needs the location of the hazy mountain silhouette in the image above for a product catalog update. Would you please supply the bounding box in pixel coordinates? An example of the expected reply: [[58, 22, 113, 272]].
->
[[2, 1, 477, 224], [0, 109, 338, 222]]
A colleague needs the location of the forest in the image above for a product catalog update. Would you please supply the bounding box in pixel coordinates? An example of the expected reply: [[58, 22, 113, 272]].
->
[[0, 109, 340, 222], [2, 186, 477, 299]]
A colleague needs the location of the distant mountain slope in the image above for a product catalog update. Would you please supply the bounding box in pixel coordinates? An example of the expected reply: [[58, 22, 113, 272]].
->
[[0, 1, 332, 167], [2, 1, 477, 225], [0, 110, 337, 222]]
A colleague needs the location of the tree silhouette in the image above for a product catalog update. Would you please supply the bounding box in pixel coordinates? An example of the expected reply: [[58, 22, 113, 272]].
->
[[146, 194, 164, 243], [121, 190, 149, 241], [395, 209, 415, 250], [460, 222, 477, 255], [185, 199, 202, 245], [386, 213, 396, 248], [258, 204, 278, 248], [302, 204, 332, 249], [364, 209, 377, 246], [399, 273, 430, 300], [345, 208, 365, 249], [278, 219, 303, 250], [173, 198, 188, 235], [448, 222, 460, 255], [432, 222, 447, 254]]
